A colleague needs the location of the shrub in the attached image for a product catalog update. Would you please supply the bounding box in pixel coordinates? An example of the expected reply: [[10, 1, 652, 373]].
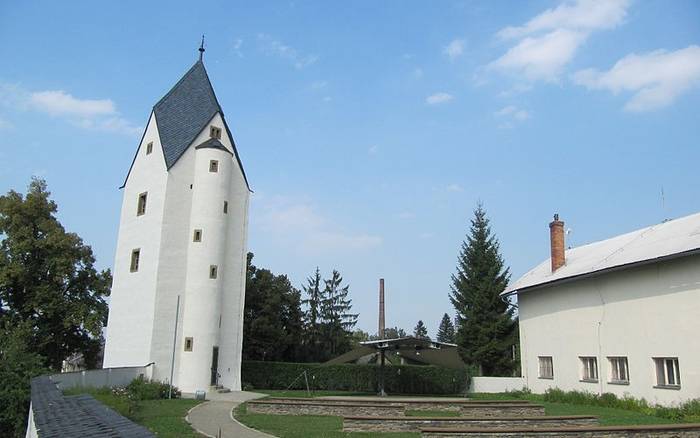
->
[[126, 376, 180, 400], [241, 360, 469, 395]]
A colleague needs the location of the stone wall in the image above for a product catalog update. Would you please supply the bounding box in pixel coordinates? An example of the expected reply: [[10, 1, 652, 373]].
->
[[458, 404, 545, 417], [420, 424, 700, 437], [246, 401, 404, 417], [343, 415, 597, 432]]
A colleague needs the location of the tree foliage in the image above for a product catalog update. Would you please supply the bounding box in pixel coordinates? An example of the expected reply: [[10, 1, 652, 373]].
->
[[242, 253, 303, 362], [413, 320, 429, 339], [320, 270, 358, 359], [450, 203, 518, 376], [0, 178, 111, 370], [436, 313, 456, 343]]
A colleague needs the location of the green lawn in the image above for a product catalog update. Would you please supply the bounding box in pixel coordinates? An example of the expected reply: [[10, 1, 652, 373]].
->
[[234, 403, 419, 438], [63, 388, 203, 437], [470, 393, 679, 426]]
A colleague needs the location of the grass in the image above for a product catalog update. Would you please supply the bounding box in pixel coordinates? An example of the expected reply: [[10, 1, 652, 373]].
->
[[470, 392, 680, 426], [234, 403, 419, 438], [63, 387, 203, 437]]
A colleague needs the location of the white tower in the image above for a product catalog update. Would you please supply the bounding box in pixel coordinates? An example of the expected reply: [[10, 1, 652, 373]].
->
[[103, 48, 250, 393]]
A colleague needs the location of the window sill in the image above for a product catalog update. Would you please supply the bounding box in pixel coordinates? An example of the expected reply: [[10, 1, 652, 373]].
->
[[654, 385, 681, 390], [538, 377, 554, 380], [608, 380, 630, 386], [580, 379, 599, 383]]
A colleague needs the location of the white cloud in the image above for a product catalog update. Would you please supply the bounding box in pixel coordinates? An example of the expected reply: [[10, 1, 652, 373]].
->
[[413, 68, 424, 79], [0, 83, 140, 136], [490, 29, 585, 81], [446, 183, 463, 192], [256, 196, 382, 255], [258, 33, 318, 69], [396, 211, 415, 219], [419, 232, 435, 239], [232, 38, 243, 57], [498, 0, 630, 40], [426, 92, 454, 105], [0, 117, 12, 130], [368, 145, 378, 155], [310, 80, 328, 90], [495, 105, 531, 121], [573, 45, 700, 111], [490, 0, 630, 81], [30, 90, 115, 117], [444, 39, 466, 60]]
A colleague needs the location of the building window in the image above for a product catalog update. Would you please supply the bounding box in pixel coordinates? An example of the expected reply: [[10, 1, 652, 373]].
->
[[223, 201, 228, 214], [210, 126, 222, 139], [654, 357, 681, 388], [137, 192, 148, 216], [538, 356, 553, 379], [146, 142, 153, 155], [580, 357, 598, 382], [130, 249, 140, 272], [209, 160, 219, 173], [184, 337, 193, 352], [209, 265, 218, 279], [609, 357, 629, 384], [193, 229, 202, 242]]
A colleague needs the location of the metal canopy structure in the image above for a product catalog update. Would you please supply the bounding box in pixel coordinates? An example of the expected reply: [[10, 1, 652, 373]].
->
[[324, 337, 466, 396]]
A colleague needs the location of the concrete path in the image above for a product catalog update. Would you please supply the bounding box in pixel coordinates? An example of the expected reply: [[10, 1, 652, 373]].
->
[[186, 391, 274, 438]]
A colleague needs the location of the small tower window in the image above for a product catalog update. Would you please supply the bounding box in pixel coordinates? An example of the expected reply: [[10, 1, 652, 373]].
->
[[130, 249, 140, 272], [137, 192, 148, 216], [209, 160, 219, 173], [210, 126, 222, 139], [146, 142, 153, 155], [184, 337, 193, 352], [193, 229, 202, 242], [209, 265, 218, 279], [223, 201, 228, 214]]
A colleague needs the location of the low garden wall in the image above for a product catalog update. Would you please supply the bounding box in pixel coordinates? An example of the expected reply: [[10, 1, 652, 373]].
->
[[420, 423, 700, 437], [241, 360, 469, 394], [48, 364, 154, 391], [247, 399, 405, 417], [469, 376, 525, 394], [343, 415, 598, 432]]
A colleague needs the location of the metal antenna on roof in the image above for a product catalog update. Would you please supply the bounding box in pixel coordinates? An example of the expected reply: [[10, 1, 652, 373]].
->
[[199, 35, 205, 61]]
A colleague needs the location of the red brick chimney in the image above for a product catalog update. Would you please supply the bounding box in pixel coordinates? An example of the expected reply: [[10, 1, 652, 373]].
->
[[549, 214, 565, 272]]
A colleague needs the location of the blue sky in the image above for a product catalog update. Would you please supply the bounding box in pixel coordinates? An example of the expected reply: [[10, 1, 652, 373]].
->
[[1, 0, 699, 337]]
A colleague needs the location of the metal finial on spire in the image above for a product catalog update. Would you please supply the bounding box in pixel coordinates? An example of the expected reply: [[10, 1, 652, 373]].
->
[[198, 35, 205, 61]]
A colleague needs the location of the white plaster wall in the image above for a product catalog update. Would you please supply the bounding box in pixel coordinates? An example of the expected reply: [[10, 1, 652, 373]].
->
[[470, 377, 526, 393], [148, 144, 196, 384], [104, 113, 167, 368], [518, 255, 700, 406]]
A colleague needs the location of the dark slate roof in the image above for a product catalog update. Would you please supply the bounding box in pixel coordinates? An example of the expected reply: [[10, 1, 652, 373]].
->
[[121, 60, 250, 190], [194, 137, 233, 155], [30, 376, 154, 437], [154, 61, 221, 168]]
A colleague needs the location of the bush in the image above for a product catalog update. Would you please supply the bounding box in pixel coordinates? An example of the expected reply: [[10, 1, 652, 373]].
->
[[241, 361, 469, 394], [125, 376, 180, 400]]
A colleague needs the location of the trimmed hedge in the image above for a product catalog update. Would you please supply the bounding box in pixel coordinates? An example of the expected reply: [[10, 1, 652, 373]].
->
[[241, 361, 469, 395]]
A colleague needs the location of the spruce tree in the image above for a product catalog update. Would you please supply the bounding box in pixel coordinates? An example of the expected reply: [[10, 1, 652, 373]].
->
[[413, 320, 429, 339], [436, 313, 456, 343], [301, 267, 323, 361], [320, 270, 357, 358], [450, 203, 517, 376]]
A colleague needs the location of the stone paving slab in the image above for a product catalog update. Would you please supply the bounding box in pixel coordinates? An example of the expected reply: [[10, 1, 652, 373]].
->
[[185, 391, 274, 438]]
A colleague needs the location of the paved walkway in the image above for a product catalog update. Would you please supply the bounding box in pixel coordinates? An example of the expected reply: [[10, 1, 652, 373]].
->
[[186, 391, 274, 438]]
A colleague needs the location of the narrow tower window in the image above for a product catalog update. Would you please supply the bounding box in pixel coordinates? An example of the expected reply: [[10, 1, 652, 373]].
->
[[223, 201, 228, 214], [130, 249, 140, 272], [184, 337, 193, 352], [209, 265, 218, 279], [137, 192, 148, 216], [146, 142, 153, 155], [210, 126, 222, 139], [209, 160, 219, 173], [193, 229, 202, 242]]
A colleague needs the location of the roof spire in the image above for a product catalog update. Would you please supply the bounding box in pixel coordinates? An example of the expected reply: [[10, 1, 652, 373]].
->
[[198, 35, 205, 62]]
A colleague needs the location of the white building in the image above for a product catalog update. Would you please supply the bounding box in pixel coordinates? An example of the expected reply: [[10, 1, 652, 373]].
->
[[103, 50, 250, 394], [504, 212, 700, 405]]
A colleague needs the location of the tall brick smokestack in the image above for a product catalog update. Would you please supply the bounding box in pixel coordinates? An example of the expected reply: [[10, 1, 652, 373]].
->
[[378, 278, 385, 339], [549, 214, 565, 272]]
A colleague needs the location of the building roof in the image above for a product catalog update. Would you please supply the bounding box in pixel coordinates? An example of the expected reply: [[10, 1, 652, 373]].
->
[[324, 337, 465, 369], [504, 211, 700, 296], [194, 137, 233, 155], [30, 376, 154, 437], [121, 59, 249, 189]]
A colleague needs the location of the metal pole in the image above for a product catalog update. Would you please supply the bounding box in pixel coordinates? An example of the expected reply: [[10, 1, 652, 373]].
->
[[168, 295, 180, 399]]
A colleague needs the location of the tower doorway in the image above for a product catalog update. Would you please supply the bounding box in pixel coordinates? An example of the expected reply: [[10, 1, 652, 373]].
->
[[210, 346, 219, 386]]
